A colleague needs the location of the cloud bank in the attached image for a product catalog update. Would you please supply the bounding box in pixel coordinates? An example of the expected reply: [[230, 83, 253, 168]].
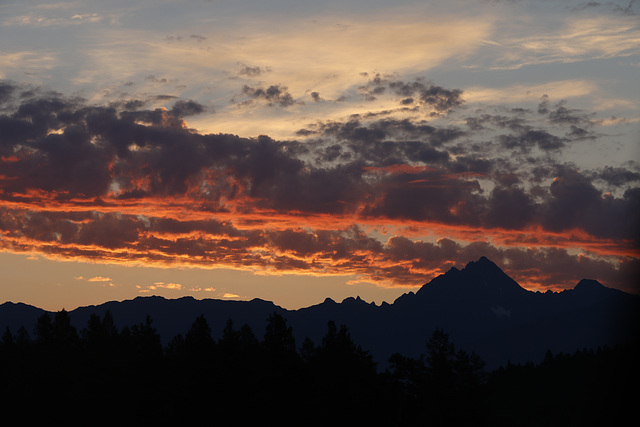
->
[[0, 77, 638, 293]]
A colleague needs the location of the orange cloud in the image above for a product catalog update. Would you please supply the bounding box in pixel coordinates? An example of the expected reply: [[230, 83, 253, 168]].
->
[[87, 276, 112, 282]]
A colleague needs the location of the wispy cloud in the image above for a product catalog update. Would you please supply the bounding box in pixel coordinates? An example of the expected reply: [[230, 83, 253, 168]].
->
[[222, 292, 241, 299], [87, 276, 112, 282], [464, 80, 598, 104], [137, 282, 183, 293], [488, 16, 640, 69]]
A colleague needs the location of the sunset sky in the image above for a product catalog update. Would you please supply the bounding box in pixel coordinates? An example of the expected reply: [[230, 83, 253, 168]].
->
[[1, 0, 639, 312]]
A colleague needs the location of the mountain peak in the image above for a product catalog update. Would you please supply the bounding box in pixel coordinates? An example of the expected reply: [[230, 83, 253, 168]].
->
[[573, 279, 606, 293], [463, 256, 502, 273], [417, 256, 528, 299], [341, 295, 369, 305]]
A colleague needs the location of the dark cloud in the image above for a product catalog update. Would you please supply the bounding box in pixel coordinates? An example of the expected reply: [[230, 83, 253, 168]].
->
[[170, 99, 207, 117], [146, 75, 171, 84], [361, 169, 485, 224], [241, 84, 296, 107], [539, 167, 640, 241], [609, 0, 639, 15], [0, 80, 637, 292], [565, 124, 597, 140], [499, 128, 566, 152], [418, 84, 464, 113], [298, 118, 463, 165], [117, 99, 147, 111], [591, 165, 640, 187], [357, 74, 464, 113], [149, 217, 241, 237], [0, 82, 16, 106], [485, 186, 535, 229], [0, 81, 636, 239], [237, 64, 270, 77], [537, 94, 549, 115], [547, 100, 590, 125]]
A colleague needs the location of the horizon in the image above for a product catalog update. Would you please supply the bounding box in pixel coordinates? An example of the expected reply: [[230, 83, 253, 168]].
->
[[1, 255, 632, 313], [1, 0, 639, 312]]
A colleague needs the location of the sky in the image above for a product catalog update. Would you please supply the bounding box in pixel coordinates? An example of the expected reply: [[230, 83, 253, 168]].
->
[[0, 0, 639, 312]]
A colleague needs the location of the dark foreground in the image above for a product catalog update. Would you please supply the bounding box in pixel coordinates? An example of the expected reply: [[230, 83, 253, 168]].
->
[[1, 310, 637, 426]]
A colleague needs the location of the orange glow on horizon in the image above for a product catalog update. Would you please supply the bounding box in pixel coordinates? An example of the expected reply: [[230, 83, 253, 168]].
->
[[1, 180, 637, 296], [1, 187, 637, 256]]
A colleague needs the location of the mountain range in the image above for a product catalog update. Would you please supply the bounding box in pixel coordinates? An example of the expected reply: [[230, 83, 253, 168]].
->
[[1, 256, 638, 369]]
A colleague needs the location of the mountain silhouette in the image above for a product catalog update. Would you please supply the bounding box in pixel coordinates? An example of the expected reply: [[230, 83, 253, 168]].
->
[[1, 257, 638, 369]]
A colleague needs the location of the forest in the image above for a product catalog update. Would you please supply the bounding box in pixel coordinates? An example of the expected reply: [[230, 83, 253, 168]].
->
[[0, 309, 636, 426]]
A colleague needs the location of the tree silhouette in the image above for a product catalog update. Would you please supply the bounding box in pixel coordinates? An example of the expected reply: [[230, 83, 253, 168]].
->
[[33, 312, 54, 347], [263, 312, 296, 356], [0, 326, 30, 364], [124, 315, 163, 363], [239, 323, 259, 351], [1, 308, 633, 425], [387, 351, 428, 420], [387, 328, 488, 426], [254, 313, 304, 422], [302, 320, 384, 425], [217, 318, 259, 365], [15, 326, 30, 348], [315, 320, 376, 377], [81, 311, 120, 363], [2, 327, 14, 347], [165, 333, 185, 358], [53, 309, 79, 348], [425, 329, 489, 425], [219, 318, 240, 349], [184, 314, 215, 357], [425, 328, 456, 392]]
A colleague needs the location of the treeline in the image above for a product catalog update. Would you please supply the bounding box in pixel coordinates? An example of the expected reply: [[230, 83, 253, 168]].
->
[[0, 310, 637, 426]]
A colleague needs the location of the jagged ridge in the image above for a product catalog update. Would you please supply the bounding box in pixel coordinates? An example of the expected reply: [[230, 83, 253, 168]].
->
[[1, 257, 637, 369]]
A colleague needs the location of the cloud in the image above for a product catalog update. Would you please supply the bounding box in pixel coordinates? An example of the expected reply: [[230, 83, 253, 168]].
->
[[240, 84, 297, 107], [2, 9, 104, 28], [222, 293, 240, 298], [169, 100, 208, 118], [498, 128, 566, 153], [591, 166, 640, 187], [464, 80, 598, 104], [357, 74, 464, 113], [0, 80, 637, 293], [1, 9, 493, 138], [484, 14, 640, 70], [87, 276, 112, 282], [138, 282, 183, 293], [237, 64, 270, 77], [85, 275, 115, 287], [540, 167, 640, 241]]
